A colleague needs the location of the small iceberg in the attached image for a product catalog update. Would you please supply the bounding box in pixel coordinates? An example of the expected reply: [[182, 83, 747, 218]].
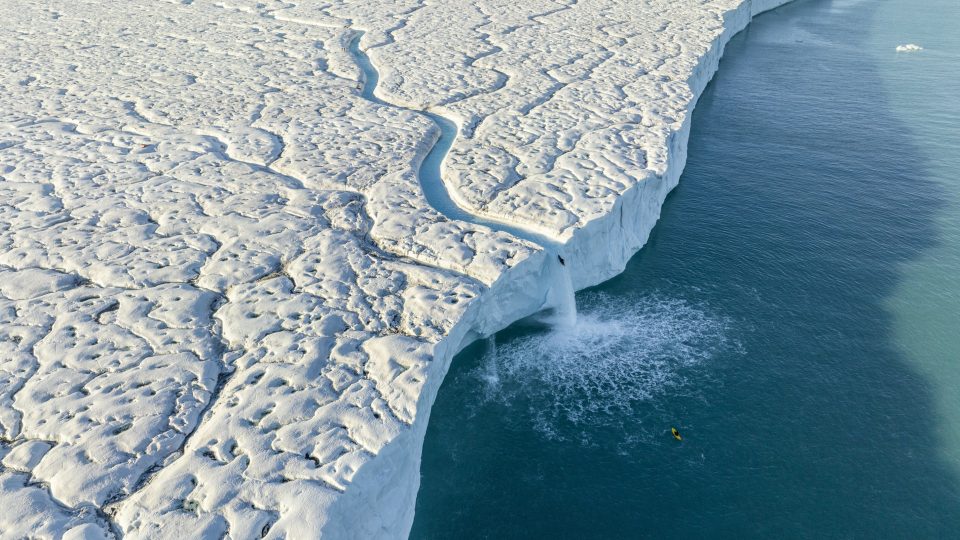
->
[[895, 43, 923, 52]]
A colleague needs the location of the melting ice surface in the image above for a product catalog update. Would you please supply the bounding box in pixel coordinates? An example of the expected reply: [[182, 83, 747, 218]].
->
[[348, 33, 575, 322], [347, 35, 560, 248]]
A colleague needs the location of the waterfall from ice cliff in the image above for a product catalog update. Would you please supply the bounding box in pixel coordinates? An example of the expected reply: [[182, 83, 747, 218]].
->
[[547, 257, 578, 327]]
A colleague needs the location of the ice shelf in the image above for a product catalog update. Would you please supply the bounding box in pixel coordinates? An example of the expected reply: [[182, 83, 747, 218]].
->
[[0, 0, 789, 537]]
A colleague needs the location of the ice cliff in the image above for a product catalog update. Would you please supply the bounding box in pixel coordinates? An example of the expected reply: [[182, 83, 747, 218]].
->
[[0, 0, 789, 537]]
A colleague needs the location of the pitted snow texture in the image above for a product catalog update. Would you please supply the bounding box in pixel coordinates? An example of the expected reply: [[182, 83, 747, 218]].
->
[[1, 0, 781, 538]]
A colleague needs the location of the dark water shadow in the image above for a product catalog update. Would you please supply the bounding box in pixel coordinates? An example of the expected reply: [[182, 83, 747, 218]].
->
[[413, 0, 960, 537]]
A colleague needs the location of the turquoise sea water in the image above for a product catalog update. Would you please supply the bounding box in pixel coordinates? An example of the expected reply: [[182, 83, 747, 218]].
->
[[412, 0, 960, 537]]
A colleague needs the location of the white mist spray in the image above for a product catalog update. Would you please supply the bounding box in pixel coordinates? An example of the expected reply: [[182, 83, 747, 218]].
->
[[474, 291, 732, 441]]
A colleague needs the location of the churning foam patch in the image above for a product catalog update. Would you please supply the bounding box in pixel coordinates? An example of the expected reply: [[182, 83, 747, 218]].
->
[[470, 291, 737, 441], [895, 43, 923, 52]]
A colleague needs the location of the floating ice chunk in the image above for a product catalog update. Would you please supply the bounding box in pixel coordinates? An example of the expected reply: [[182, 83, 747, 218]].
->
[[896, 43, 923, 52]]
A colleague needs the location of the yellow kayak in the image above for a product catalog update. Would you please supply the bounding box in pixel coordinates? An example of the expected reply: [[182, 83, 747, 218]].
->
[[671, 427, 682, 441]]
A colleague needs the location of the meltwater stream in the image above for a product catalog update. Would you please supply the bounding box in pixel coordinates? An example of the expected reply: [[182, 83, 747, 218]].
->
[[414, 0, 960, 537], [347, 33, 575, 324], [348, 34, 560, 250]]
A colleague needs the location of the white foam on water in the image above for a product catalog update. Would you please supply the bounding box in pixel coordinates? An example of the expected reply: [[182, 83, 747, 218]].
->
[[896, 43, 923, 52], [470, 291, 736, 441]]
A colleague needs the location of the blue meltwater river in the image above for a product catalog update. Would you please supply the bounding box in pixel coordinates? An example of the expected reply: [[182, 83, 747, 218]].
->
[[412, 0, 960, 537]]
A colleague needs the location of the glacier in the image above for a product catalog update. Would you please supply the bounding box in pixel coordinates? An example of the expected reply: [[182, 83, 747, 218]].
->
[[0, 0, 789, 538]]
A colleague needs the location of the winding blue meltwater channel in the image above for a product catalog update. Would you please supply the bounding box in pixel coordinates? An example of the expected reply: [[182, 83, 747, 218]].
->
[[349, 33, 576, 325], [413, 0, 960, 537], [347, 34, 562, 252]]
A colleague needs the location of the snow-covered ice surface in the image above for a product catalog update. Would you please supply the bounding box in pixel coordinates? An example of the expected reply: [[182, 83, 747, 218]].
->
[[0, 0, 788, 537]]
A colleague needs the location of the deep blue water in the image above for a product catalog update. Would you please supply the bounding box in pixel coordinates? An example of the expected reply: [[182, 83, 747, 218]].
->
[[413, 0, 960, 537]]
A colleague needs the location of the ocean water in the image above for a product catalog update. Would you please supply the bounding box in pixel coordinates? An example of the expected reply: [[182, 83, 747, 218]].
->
[[412, 0, 960, 537]]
